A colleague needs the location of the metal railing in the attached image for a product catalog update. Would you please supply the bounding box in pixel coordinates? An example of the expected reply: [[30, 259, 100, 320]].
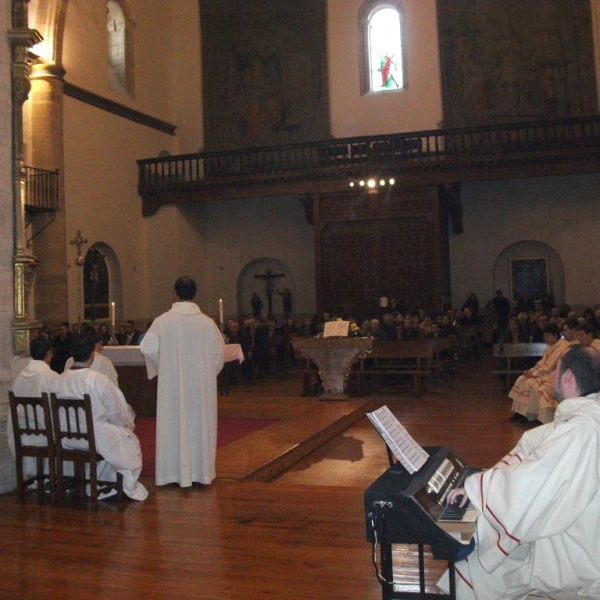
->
[[24, 166, 59, 213]]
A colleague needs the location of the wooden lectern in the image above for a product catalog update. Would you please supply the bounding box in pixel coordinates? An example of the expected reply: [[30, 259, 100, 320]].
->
[[292, 337, 373, 399]]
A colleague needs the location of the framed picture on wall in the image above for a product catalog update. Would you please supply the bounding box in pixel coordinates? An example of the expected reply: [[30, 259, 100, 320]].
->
[[510, 257, 548, 303]]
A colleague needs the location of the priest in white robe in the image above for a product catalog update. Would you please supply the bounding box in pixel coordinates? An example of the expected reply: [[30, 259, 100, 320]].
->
[[509, 323, 569, 420], [440, 345, 600, 600], [8, 337, 60, 479], [52, 334, 148, 501], [140, 275, 224, 487]]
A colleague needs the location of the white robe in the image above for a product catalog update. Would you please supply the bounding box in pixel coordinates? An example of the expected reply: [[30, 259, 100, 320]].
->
[[64, 351, 119, 387], [51, 368, 148, 501], [140, 301, 224, 487], [509, 339, 570, 419], [441, 393, 600, 600], [7, 359, 60, 478]]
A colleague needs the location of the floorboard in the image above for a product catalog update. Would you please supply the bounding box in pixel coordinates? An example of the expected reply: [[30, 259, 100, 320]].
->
[[0, 350, 530, 599]]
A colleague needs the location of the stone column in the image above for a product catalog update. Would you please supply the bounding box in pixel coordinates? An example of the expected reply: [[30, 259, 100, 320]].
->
[[0, 0, 44, 494], [28, 61, 68, 325]]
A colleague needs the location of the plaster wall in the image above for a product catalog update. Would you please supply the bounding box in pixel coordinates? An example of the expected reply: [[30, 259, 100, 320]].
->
[[327, 0, 443, 138], [449, 173, 600, 311]]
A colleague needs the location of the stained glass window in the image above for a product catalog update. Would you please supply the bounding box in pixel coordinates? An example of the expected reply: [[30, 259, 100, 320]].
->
[[362, 3, 405, 94]]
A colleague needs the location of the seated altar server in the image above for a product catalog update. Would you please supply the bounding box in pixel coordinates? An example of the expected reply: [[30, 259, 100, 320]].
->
[[52, 333, 148, 501]]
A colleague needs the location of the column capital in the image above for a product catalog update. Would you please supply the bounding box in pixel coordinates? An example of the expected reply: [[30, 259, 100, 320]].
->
[[30, 62, 66, 81]]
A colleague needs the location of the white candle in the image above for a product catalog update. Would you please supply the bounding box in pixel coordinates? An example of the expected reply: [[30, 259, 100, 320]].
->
[[219, 298, 224, 325], [111, 301, 115, 327]]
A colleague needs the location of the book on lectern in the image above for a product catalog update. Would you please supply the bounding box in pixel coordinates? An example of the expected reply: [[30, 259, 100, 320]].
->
[[323, 320, 350, 337], [366, 405, 429, 474]]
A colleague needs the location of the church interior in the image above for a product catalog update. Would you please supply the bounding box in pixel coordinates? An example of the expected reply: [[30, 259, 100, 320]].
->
[[1, 0, 600, 597]]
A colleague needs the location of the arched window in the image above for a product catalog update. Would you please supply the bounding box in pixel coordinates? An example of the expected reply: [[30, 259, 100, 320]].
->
[[84, 246, 109, 321], [107, 0, 135, 97], [359, 1, 405, 95]]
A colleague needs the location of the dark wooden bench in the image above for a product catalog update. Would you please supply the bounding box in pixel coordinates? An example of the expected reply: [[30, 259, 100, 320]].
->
[[359, 340, 434, 396], [493, 342, 547, 391]]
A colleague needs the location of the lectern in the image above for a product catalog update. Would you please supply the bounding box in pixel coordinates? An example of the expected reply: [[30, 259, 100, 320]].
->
[[291, 337, 372, 399]]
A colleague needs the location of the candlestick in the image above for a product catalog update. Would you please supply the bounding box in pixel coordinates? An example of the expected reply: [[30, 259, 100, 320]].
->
[[219, 298, 224, 325], [111, 301, 115, 327]]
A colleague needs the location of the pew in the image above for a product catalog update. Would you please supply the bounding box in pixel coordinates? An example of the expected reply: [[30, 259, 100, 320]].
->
[[359, 340, 434, 396], [492, 342, 547, 391]]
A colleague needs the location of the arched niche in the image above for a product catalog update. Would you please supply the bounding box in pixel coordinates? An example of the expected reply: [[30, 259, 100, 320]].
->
[[83, 242, 122, 322], [493, 240, 565, 308], [237, 258, 295, 320]]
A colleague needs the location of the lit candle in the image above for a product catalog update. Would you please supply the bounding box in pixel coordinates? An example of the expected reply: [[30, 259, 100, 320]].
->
[[219, 298, 224, 325], [111, 301, 115, 327]]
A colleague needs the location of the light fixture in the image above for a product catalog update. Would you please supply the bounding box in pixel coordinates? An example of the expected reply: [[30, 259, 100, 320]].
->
[[348, 177, 396, 188]]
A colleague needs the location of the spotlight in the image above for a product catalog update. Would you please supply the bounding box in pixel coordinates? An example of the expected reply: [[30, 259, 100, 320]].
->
[[367, 179, 376, 188], [380, 179, 386, 186], [349, 181, 355, 187], [389, 178, 395, 185], [359, 180, 365, 186]]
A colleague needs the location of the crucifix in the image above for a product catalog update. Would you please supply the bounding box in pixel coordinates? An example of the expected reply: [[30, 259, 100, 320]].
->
[[254, 269, 285, 316]]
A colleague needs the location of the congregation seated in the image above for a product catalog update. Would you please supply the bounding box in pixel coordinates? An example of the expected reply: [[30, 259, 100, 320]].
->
[[298, 316, 318, 337], [503, 317, 529, 344]]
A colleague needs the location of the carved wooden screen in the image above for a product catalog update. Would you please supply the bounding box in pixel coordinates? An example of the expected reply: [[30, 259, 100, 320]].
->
[[315, 186, 449, 321]]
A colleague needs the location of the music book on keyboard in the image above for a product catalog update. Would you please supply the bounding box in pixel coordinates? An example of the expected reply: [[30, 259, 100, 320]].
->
[[366, 405, 429, 473]]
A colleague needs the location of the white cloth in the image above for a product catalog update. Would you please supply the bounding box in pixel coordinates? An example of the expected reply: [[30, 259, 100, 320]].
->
[[51, 368, 148, 501], [140, 301, 224, 487], [7, 359, 60, 477], [441, 393, 600, 599], [509, 339, 570, 419], [64, 351, 119, 387]]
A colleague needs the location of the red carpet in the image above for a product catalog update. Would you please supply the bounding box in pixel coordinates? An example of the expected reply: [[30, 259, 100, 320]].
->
[[135, 416, 277, 477]]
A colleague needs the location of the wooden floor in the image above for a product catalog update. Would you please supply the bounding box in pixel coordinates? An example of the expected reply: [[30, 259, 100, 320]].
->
[[0, 350, 530, 599]]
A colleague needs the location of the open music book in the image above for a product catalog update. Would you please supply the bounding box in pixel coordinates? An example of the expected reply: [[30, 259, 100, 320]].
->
[[323, 320, 350, 337], [366, 405, 429, 474]]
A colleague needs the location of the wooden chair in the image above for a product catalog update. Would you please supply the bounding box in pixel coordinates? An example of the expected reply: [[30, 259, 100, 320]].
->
[[8, 391, 56, 505], [50, 393, 124, 510]]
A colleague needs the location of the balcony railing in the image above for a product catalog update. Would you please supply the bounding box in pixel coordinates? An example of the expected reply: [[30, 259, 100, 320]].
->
[[24, 166, 59, 213], [137, 115, 600, 215]]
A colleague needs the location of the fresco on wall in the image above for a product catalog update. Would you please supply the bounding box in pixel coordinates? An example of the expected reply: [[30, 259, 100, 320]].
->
[[200, 0, 330, 151], [437, 0, 596, 128]]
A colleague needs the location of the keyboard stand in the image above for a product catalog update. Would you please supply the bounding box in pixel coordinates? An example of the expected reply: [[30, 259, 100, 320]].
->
[[370, 446, 458, 600]]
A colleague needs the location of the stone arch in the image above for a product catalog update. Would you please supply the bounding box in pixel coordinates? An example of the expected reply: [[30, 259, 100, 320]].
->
[[492, 240, 565, 307], [237, 258, 295, 320]]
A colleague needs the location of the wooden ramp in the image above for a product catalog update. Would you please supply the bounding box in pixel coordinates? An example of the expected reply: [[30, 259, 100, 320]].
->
[[217, 397, 378, 482]]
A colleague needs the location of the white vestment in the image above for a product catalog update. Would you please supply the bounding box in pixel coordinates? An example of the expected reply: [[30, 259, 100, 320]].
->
[[441, 393, 600, 599], [140, 301, 224, 487], [509, 338, 570, 419], [51, 368, 148, 501], [64, 351, 119, 387], [7, 359, 60, 478]]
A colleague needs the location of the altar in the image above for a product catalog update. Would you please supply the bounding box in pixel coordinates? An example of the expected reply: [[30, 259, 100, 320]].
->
[[102, 344, 244, 417], [291, 337, 373, 399]]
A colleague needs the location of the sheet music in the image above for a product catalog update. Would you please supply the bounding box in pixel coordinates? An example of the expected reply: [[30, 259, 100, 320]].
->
[[323, 320, 350, 337], [367, 405, 429, 473]]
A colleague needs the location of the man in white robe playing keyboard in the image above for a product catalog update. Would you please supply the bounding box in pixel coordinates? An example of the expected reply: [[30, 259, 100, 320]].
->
[[440, 344, 600, 600]]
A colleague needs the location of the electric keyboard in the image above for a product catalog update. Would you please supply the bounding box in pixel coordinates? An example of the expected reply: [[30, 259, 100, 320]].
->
[[364, 446, 478, 561]]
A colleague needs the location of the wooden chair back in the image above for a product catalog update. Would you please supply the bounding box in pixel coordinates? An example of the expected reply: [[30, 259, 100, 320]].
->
[[50, 393, 123, 510], [8, 391, 56, 504]]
